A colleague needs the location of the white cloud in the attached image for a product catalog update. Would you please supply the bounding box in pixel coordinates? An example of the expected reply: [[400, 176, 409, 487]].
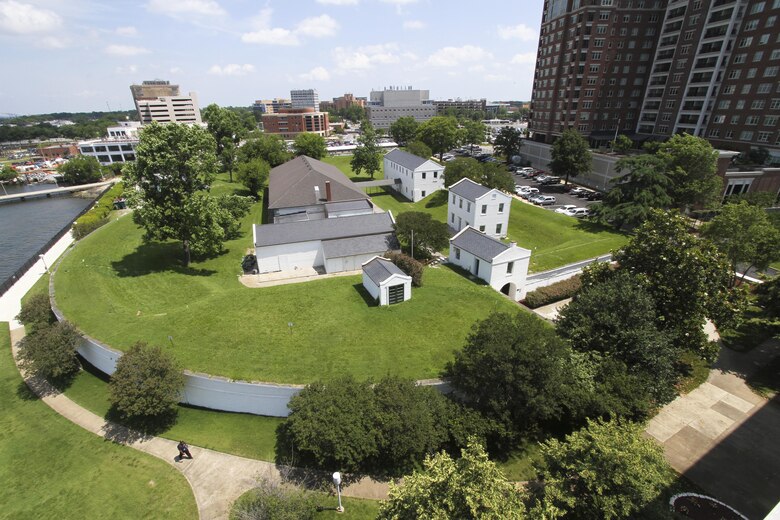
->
[[0, 1, 62, 34], [485, 73, 509, 82], [208, 63, 255, 76], [427, 45, 492, 67], [402, 19, 424, 30], [299, 66, 331, 81], [115, 26, 138, 37], [498, 23, 537, 41], [170, 67, 183, 74], [114, 65, 138, 75], [510, 52, 536, 65], [40, 36, 68, 48], [295, 14, 338, 38], [146, 0, 226, 17], [380, 0, 418, 4], [105, 44, 150, 56], [332, 43, 401, 72], [316, 0, 358, 4]]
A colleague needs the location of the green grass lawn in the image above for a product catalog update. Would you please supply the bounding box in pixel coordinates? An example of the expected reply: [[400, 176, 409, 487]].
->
[[0, 322, 198, 519], [321, 155, 385, 181]]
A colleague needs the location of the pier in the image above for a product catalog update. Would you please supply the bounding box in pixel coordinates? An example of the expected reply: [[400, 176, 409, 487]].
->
[[0, 180, 115, 205]]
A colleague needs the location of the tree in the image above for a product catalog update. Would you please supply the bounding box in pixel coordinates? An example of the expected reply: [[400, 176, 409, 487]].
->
[[109, 342, 184, 420], [292, 133, 327, 159], [556, 270, 677, 403], [445, 311, 577, 439], [393, 211, 450, 258], [460, 119, 486, 149], [236, 159, 270, 200], [549, 129, 591, 186], [533, 418, 673, 520], [351, 124, 381, 178], [493, 127, 524, 162], [124, 122, 223, 266], [58, 155, 102, 185], [202, 104, 246, 182], [384, 251, 424, 287], [389, 116, 419, 145], [443, 157, 483, 187], [611, 134, 634, 154], [482, 162, 516, 192], [416, 116, 461, 160], [702, 200, 780, 284], [238, 133, 292, 167], [656, 133, 721, 208], [16, 293, 54, 333], [405, 140, 432, 159], [615, 210, 742, 356], [17, 321, 81, 381], [231, 480, 318, 520], [213, 194, 252, 240], [592, 155, 672, 228], [0, 164, 16, 182], [377, 441, 526, 520]]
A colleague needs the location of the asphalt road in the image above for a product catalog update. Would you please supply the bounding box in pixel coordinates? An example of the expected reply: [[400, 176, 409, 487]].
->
[[511, 173, 598, 210]]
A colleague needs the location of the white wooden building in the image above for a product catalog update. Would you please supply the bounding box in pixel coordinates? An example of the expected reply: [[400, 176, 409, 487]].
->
[[383, 148, 445, 202], [448, 178, 511, 238], [448, 226, 531, 301], [361, 256, 412, 306]]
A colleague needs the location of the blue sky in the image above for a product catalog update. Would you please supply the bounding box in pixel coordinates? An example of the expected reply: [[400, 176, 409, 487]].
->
[[0, 0, 544, 115]]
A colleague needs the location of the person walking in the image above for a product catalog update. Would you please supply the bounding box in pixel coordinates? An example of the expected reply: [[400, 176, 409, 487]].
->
[[177, 441, 193, 460]]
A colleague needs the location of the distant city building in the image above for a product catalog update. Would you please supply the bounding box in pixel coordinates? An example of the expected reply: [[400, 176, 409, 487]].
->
[[78, 121, 141, 165], [130, 80, 201, 125], [253, 98, 292, 115], [39, 143, 78, 160], [434, 99, 487, 115], [291, 89, 320, 112], [366, 86, 436, 129], [333, 93, 365, 111], [319, 100, 335, 112], [261, 108, 330, 138], [130, 80, 180, 100]]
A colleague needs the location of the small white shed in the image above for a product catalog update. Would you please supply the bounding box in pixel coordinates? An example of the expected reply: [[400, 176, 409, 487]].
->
[[361, 256, 412, 306]]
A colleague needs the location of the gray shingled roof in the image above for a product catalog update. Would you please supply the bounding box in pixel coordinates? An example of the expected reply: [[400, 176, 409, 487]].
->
[[362, 256, 409, 285], [268, 155, 368, 210], [450, 227, 508, 260], [325, 200, 373, 213], [384, 148, 433, 171], [254, 212, 395, 247], [448, 178, 491, 201], [323, 233, 399, 259]]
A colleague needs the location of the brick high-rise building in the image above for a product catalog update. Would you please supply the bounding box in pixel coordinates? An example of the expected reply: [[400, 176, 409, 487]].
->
[[261, 107, 330, 138], [529, 0, 780, 163]]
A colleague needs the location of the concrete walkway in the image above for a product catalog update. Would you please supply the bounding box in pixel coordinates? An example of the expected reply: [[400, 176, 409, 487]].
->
[[646, 342, 780, 519]]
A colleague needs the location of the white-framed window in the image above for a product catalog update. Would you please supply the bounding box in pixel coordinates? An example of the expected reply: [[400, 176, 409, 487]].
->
[[765, 115, 778, 126], [466, 202, 471, 212], [740, 130, 754, 140], [758, 132, 772, 142], [451, 212, 455, 223], [459, 198, 462, 209], [498, 203, 505, 213], [507, 261, 514, 274], [481, 204, 487, 215], [747, 115, 760, 125], [455, 247, 461, 260], [495, 223, 502, 234], [752, 100, 766, 110]]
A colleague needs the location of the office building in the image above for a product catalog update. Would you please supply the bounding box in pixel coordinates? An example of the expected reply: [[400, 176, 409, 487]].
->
[[529, 0, 780, 164], [130, 80, 201, 125], [261, 108, 330, 138], [253, 98, 292, 115], [333, 93, 365, 111], [434, 99, 487, 115], [78, 121, 141, 165], [130, 80, 179, 100], [291, 89, 320, 111], [366, 87, 437, 129]]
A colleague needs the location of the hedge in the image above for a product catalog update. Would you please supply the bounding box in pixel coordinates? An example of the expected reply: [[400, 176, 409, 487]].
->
[[72, 182, 124, 240], [524, 275, 582, 309]]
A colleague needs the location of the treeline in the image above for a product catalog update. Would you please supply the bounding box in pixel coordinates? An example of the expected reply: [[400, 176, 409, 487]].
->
[[0, 111, 137, 143]]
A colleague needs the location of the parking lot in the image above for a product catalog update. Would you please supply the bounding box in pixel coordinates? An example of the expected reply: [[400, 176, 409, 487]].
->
[[511, 172, 600, 212]]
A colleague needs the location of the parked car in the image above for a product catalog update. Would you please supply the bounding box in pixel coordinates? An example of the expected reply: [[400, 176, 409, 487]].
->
[[569, 187, 587, 196], [555, 205, 577, 214], [576, 189, 593, 198], [534, 195, 557, 206], [520, 187, 540, 199], [540, 176, 562, 185], [563, 207, 590, 218], [519, 167, 535, 175], [585, 191, 603, 201], [535, 174, 550, 183], [528, 194, 544, 204]]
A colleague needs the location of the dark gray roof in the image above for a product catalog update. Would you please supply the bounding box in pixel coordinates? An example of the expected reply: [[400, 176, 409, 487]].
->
[[450, 227, 508, 261], [448, 178, 491, 201], [325, 200, 373, 213], [268, 155, 368, 210], [362, 256, 409, 284], [323, 233, 400, 259], [384, 148, 436, 171], [254, 212, 395, 247]]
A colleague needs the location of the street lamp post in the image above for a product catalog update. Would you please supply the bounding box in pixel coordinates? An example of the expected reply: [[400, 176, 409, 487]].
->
[[39, 254, 48, 273], [332, 472, 344, 513]]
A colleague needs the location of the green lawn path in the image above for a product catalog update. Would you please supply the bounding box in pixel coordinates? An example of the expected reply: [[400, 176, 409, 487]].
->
[[0, 322, 198, 520]]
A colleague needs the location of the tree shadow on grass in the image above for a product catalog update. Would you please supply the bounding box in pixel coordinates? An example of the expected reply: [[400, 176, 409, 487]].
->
[[439, 262, 490, 286], [573, 218, 624, 236], [16, 380, 40, 401], [111, 241, 217, 277], [424, 190, 448, 208], [102, 405, 177, 444]]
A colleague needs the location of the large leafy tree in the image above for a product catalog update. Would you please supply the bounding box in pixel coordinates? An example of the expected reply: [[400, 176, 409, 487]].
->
[[493, 127, 524, 162], [351, 124, 381, 178], [459, 119, 486, 150], [405, 140, 432, 159], [378, 441, 527, 520], [16, 293, 54, 333], [443, 157, 484, 187], [656, 133, 721, 208], [615, 210, 742, 356], [592, 155, 672, 228], [124, 122, 239, 266], [393, 211, 450, 258], [482, 162, 516, 192], [292, 132, 327, 159], [109, 342, 184, 420], [702, 200, 780, 284], [416, 116, 461, 160], [238, 133, 292, 167], [17, 321, 81, 381], [236, 158, 270, 200], [533, 418, 673, 520], [549, 129, 591, 186], [202, 103, 246, 182], [389, 116, 419, 145], [0, 164, 17, 182], [59, 155, 103, 185], [445, 311, 577, 439]]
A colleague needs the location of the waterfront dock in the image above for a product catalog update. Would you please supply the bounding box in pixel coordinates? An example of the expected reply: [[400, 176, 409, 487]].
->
[[0, 180, 114, 205]]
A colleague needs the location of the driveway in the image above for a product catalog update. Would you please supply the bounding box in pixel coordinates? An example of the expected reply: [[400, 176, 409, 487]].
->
[[512, 173, 597, 210]]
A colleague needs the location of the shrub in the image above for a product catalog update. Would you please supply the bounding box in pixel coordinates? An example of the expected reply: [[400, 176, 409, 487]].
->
[[109, 342, 184, 421], [385, 251, 424, 287], [524, 275, 582, 308], [16, 293, 54, 332], [231, 481, 318, 520], [17, 321, 81, 381], [72, 182, 125, 239]]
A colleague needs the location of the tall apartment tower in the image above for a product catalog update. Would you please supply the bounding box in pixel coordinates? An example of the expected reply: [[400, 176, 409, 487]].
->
[[291, 89, 320, 111], [529, 0, 780, 161], [130, 80, 202, 125]]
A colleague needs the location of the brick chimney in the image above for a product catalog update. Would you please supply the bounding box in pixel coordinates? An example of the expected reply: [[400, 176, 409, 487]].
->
[[325, 181, 332, 201]]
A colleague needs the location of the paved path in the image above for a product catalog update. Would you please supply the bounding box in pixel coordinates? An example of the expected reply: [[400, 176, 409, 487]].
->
[[8, 326, 389, 520], [646, 341, 780, 519]]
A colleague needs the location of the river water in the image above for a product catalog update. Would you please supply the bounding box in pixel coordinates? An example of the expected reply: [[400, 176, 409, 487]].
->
[[0, 183, 94, 286]]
